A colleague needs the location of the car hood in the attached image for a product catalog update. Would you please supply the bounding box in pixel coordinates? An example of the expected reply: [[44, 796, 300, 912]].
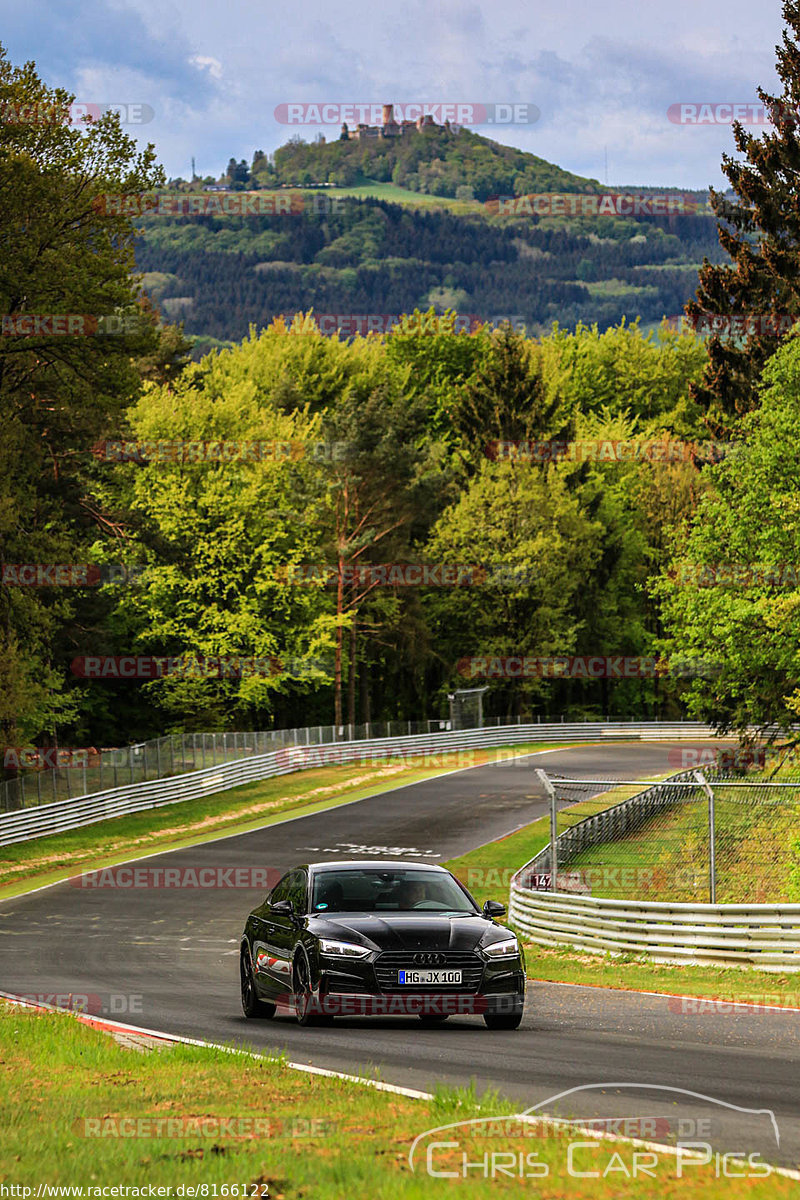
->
[[307, 913, 506, 951]]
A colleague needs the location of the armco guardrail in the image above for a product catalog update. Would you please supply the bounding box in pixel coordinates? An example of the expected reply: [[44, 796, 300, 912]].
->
[[0, 717, 717, 814], [508, 888, 800, 969], [508, 765, 800, 969], [0, 721, 716, 846]]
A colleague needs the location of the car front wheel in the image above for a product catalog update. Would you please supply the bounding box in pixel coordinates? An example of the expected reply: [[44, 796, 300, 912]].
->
[[483, 1011, 523, 1030], [293, 951, 333, 1026]]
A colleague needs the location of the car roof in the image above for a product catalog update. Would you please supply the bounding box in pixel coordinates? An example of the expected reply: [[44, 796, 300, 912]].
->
[[306, 860, 450, 873]]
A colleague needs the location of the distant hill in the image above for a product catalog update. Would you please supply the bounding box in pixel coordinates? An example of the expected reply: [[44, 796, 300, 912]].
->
[[261, 126, 600, 201], [136, 192, 722, 350]]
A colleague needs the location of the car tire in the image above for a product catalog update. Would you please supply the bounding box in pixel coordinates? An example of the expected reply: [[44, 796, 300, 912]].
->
[[240, 945, 276, 1019], [293, 951, 333, 1026], [483, 1011, 523, 1030], [418, 1014, 449, 1025]]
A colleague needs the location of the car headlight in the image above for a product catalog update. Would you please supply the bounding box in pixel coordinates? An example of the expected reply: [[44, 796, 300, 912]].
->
[[482, 937, 519, 958], [319, 938, 371, 958]]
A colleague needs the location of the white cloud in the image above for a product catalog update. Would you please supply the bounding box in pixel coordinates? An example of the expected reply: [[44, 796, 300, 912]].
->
[[189, 55, 222, 81], [1, 0, 790, 186]]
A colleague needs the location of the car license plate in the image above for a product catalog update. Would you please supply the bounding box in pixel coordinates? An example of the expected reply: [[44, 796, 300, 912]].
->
[[397, 969, 462, 985]]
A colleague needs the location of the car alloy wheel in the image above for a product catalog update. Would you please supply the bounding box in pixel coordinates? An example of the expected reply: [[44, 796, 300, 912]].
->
[[293, 951, 332, 1026]]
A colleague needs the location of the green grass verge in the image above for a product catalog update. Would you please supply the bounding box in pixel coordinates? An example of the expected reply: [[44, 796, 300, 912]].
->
[[0, 1004, 790, 1195], [0, 742, 569, 901], [520, 944, 800, 1007]]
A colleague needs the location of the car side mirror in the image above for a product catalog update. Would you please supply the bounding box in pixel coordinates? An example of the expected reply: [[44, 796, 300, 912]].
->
[[483, 899, 506, 918], [272, 899, 294, 917]]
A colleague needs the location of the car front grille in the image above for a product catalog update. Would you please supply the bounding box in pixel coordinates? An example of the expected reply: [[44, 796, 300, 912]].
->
[[374, 950, 484, 993]]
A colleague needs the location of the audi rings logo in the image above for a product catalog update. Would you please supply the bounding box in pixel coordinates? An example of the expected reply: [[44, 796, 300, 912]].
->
[[412, 952, 445, 966]]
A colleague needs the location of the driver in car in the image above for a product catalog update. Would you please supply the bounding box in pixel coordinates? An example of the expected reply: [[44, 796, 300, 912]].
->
[[400, 879, 428, 908]]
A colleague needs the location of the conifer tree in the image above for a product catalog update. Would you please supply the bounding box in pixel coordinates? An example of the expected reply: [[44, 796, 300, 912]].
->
[[688, 0, 800, 434]]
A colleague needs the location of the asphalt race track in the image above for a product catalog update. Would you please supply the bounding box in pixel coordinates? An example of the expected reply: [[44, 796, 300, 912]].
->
[[1, 742, 798, 1170]]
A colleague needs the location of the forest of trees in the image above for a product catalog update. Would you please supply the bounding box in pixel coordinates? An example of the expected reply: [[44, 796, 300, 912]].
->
[[7, 0, 800, 764], [136, 198, 722, 349]]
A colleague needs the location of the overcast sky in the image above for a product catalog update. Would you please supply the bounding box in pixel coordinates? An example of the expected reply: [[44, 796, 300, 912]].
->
[[1, 0, 789, 189]]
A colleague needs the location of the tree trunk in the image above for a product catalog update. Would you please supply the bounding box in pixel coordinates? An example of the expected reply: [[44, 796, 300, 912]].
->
[[334, 561, 344, 726], [360, 642, 371, 725], [347, 618, 357, 729]]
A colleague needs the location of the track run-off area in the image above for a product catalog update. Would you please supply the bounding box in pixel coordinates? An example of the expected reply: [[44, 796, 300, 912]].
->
[[0, 741, 797, 1170]]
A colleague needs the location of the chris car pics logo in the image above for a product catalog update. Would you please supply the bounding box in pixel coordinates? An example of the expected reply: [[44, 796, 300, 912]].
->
[[409, 1084, 780, 1181]]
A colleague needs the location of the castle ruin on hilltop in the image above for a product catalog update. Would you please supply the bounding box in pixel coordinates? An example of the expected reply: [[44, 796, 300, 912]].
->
[[340, 104, 455, 142]]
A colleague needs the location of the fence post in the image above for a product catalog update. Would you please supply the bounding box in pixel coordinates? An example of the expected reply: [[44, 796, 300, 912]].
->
[[536, 768, 558, 894], [695, 769, 716, 903]]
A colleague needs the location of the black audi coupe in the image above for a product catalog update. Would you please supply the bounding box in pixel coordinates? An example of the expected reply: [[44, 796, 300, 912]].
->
[[240, 860, 525, 1029]]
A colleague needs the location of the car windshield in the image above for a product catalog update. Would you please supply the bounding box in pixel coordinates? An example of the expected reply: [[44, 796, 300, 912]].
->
[[310, 869, 478, 914]]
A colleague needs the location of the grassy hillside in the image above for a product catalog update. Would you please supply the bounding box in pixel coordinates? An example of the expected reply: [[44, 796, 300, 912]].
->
[[265, 125, 600, 201]]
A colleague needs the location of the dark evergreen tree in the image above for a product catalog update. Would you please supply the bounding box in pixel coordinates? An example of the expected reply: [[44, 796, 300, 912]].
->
[[448, 324, 569, 459], [688, 0, 800, 435]]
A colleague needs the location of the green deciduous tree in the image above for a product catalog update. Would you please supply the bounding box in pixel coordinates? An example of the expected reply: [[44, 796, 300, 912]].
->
[[0, 45, 163, 747], [657, 333, 800, 734]]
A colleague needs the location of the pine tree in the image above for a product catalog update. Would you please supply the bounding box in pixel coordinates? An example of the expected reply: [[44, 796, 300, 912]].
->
[[688, 0, 800, 435]]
